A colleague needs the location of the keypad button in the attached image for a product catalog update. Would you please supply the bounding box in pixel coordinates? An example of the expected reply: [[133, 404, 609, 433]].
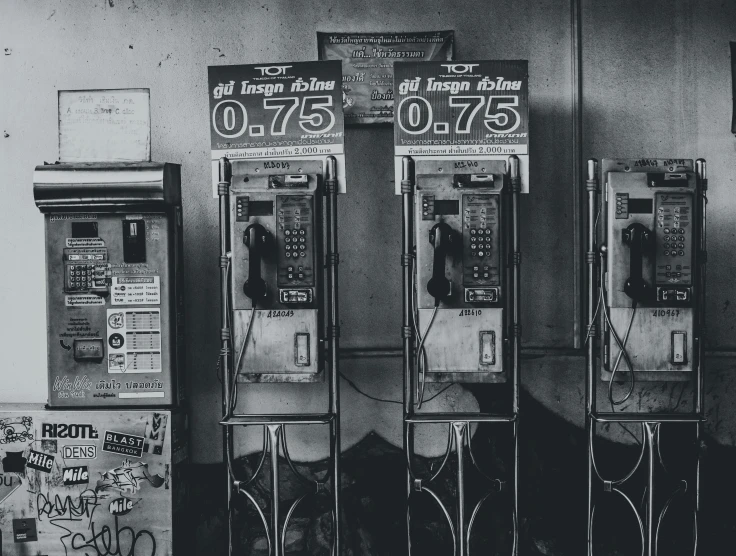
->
[[473, 272, 479, 278], [470, 229, 476, 235], [664, 228, 670, 234], [285, 252, 291, 258], [300, 229, 305, 235], [478, 251, 484, 257], [664, 250, 670, 256], [471, 244, 476, 249], [298, 273, 304, 279], [285, 230, 291, 236], [300, 252, 306, 257], [678, 250, 684, 256]]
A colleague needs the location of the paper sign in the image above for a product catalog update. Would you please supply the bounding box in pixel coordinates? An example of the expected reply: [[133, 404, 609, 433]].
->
[[393, 60, 530, 193], [59, 89, 151, 162], [208, 61, 346, 195], [317, 31, 454, 125]]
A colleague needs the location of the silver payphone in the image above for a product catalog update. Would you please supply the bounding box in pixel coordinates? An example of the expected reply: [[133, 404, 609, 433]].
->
[[34, 162, 184, 407], [600, 158, 703, 383], [413, 158, 513, 391], [228, 159, 327, 381]]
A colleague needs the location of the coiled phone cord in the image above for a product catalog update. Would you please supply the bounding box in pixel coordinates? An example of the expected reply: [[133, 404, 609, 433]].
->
[[599, 254, 637, 407]]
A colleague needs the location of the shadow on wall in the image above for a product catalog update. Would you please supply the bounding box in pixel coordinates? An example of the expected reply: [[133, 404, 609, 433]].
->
[[188, 390, 736, 555]]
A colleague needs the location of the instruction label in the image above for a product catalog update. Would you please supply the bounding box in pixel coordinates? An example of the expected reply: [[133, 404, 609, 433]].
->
[[106, 308, 162, 373], [65, 295, 106, 307], [112, 276, 160, 305]]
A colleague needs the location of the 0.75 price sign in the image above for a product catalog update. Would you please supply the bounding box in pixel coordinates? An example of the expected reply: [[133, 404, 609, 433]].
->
[[213, 95, 338, 142], [208, 61, 344, 159], [393, 60, 528, 157]]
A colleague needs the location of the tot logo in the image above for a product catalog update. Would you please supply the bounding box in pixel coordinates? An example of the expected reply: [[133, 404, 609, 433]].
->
[[441, 64, 479, 74], [254, 65, 292, 76]]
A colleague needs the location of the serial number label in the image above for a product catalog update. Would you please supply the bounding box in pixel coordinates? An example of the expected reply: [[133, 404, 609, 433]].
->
[[266, 310, 295, 318], [652, 309, 680, 317], [264, 161, 290, 170], [454, 161, 479, 169], [458, 309, 482, 316]]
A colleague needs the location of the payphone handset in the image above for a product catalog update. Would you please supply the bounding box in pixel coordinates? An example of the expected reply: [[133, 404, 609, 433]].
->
[[602, 158, 702, 381], [413, 158, 513, 387], [229, 159, 326, 381]]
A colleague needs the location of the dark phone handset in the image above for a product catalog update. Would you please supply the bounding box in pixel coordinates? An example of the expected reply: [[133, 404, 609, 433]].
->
[[622, 222, 653, 302], [427, 222, 454, 303], [243, 223, 269, 300]]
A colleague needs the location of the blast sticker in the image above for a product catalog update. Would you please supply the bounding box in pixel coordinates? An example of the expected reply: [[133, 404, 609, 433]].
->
[[102, 431, 145, 458]]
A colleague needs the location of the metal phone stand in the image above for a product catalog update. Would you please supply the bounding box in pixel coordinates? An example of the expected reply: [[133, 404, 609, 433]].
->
[[401, 156, 521, 555], [585, 158, 707, 556], [218, 156, 342, 556]]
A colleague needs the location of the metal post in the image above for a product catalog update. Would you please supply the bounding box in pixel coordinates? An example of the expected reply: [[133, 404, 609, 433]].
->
[[644, 422, 659, 556], [453, 421, 468, 556], [401, 156, 415, 555], [585, 159, 598, 556], [509, 155, 522, 556], [217, 157, 235, 556], [267, 424, 283, 556], [325, 156, 342, 555]]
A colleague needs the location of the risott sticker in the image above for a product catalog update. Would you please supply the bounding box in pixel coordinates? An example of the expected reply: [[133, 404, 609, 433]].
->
[[102, 431, 144, 458]]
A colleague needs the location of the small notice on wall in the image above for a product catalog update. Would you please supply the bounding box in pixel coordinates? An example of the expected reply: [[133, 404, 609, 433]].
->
[[317, 31, 454, 125], [59, 89, 151, 162]]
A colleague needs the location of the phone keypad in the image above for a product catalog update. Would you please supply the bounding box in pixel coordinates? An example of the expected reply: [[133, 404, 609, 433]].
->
[[462, 194, 500, 286], [655, 193, 693, 286], [65, 264, 108, 292], [276, 195, 314, 287]]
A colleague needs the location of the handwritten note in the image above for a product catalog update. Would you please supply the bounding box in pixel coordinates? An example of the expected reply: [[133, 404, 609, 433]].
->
[[59, 89, 151, 162]]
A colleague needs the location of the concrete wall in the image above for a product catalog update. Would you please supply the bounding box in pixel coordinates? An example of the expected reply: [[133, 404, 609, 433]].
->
[[0, 0, 734, 463]]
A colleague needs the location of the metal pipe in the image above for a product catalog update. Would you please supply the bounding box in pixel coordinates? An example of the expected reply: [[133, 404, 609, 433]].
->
[[325, 155, 342, 555], [509, 155, 521, 556], [695, 158, 708, 541], [571, 0, 584, 349], [453, 422, 468, 556], [644, 422, 658, 556], [401, 156, 415, 556], [268, 424, 282, 556], [217, 157, 235, 556]]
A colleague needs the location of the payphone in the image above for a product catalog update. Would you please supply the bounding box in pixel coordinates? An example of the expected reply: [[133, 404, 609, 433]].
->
[[413, 158, 512, 393], [228, 159, 327, 381], [600, 159, 704, 385], [34, 162, 184, 407]]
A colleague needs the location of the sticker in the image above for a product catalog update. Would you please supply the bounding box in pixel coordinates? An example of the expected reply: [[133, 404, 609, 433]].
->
[[62, 445, 97, 459], [50, 214, 97, 222], [66, 238, 105, 248], [106, 308, 162, 373], [12, 518, 37, 543], [42, 423, 99, 439], [0, 417, 34, 444], [111, 276, 161, 306], [109, 497, 136, 516], [96, 460, 165, 494], [143, 413, 168, 455], [2, 452, 26, 473], [62, 466, 89, 485], [41, 440, 57, 453], [0, 473, 22, 503], [102, 431, 145, 458], [26, 450, 54, 473], [65, 294, 106, 307]]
